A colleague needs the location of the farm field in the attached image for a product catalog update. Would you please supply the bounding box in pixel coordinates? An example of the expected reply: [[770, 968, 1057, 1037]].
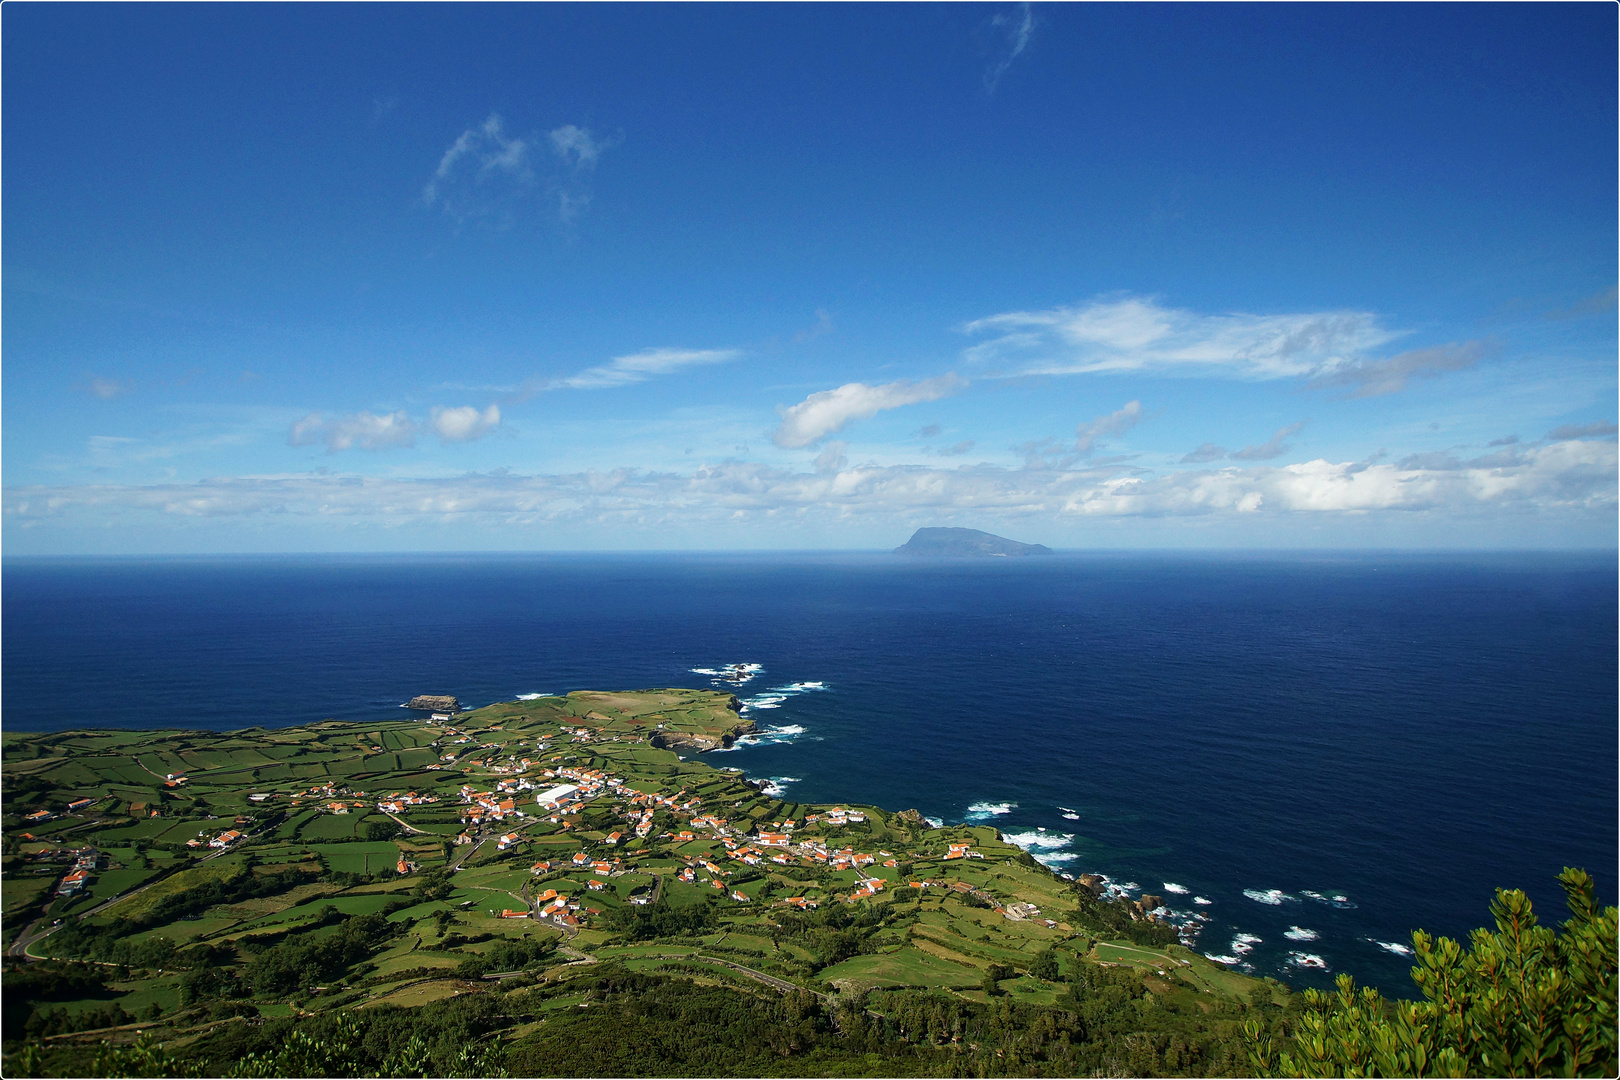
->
[[4, 687, 1280, 1077]]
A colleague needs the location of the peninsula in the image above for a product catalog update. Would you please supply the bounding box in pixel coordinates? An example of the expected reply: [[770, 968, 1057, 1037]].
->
[[3, 689, 1274, 1077], [894, 527, 1053, 557]]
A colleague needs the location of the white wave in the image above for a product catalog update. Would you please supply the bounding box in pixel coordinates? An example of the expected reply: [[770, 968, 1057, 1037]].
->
[[1060, 812, 1080, 820], [692, 663, 764, 685], [517, 692, 547, 700], [742, 694, 787, 710], [1033, 851, 1078, 866], [771, 681, 827, 693], [1244, 889, 1297, 906], [924, 816, 944, 828], [1285, 926, 1320, 942], [1204, 953, 1242, 966], [1057, 805, 1077, 813], [1230, 933, 1262, 957], [1368, 938, 1414, 957], [1193, 896, 1213, 906], [1301, 889, 1356, 909], [759, 777, 802, 798], [966, 801, 1015, 817], [1003, 830, 1075, 850], [1163, 882, 1189, 895], [1288, 952, 1329, 970]]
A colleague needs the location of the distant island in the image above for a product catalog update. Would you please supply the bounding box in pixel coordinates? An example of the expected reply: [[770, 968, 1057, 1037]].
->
[[894, 527, 1053, 557]]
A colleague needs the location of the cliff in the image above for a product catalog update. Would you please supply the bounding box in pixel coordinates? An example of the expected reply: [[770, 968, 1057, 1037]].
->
[[407, 695, 461, 712]]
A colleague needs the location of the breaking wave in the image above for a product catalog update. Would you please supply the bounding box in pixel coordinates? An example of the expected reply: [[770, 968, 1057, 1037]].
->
[[1288, 952, 1329, 970], [1002, 829, 1075, 850], [1284, 926, 1320, 942], [966, 801, 1015, 818], [517, 692, 547, 700], [715, 723, 810, 751], [759, 777, 802, 798], [1368, 938, 1414, 956], [1244, 889, 1298, 906], [1033, 851, 1078, 866], [1163, 882, 1189, 894], [1193, 896, 1213, 906], [925, 816, 944, 828], [1301, 890, 1356, 909], [691, 663, 764, 686]]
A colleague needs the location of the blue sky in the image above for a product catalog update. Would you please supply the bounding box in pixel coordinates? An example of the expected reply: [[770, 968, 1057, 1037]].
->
[[4, 3, 1615, 552]]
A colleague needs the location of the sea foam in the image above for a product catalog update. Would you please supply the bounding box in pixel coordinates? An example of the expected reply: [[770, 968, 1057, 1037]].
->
[[1163, 882, 1190, 894], [1368, 938, 1414, 957], [517, 692, 547, 700], [1301, 890, 1356, 909], [1244, 888, 1297, 906], [1288, 952, 1329, 970], [966, 801, 1015, 818], [759, 777, 802, 798], [1284, 926, 1320, 942], [1003, 830, 1075, 850]]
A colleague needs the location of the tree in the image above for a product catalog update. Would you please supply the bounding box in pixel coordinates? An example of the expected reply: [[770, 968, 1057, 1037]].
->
[[1244, 867, 1617, 1078], [1031, 948, 1062, 982]]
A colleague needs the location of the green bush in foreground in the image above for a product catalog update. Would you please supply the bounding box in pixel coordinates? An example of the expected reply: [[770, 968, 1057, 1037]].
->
[[1244, 867, 1617, 1078]]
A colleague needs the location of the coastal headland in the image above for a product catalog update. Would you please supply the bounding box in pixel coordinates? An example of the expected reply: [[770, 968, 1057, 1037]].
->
[[2, 688, 1277, 1074]]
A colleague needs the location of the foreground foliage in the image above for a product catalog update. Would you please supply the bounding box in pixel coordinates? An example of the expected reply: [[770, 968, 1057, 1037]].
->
[[1243, 868, 1617, 1078]]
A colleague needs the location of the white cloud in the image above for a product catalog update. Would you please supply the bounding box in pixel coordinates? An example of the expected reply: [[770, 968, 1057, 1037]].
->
[[553, 348, 742, 392], [963, 295, 1400, 381], [1075, 401, 1143, 456], [985, 3, 1034, 93], [288, 411, 418, 453], [773, 375, 966, 449], [430, 404, 501, 443], [11, 439, 1612, 529]]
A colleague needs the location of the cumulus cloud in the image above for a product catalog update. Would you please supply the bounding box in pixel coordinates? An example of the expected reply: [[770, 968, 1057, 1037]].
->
[[814, 441, 849, 474], [288, 411, 418, 453], [1231, 421, 1307, 462], [1307, 340, 1495, 398], [984, 2, 1034, 93], [773, 375, 966, 449], [430, 404, 501, 443], [964, 295, 1399, 381], [1075, 401, 1143, 456], [12, 439, 1613, 529], [1547, 420, 1618, 441]]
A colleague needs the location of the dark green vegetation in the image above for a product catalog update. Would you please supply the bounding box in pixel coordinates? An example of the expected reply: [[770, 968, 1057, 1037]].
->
[[893, 527, 1053, 557], [3, 690, 1612, 1077], [1243, 868, 1617, 1078]]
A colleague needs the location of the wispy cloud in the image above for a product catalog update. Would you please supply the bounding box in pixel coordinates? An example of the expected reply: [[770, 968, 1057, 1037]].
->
[[423, 113, 533, 207], [85, 377, 132, 400], [1180, 443, 1226, 464], [1547, 420, 1618, 441], [549, 124, 609, 169], [425, 115, 612, 224], [985, 3, 1034, 93], [1306, 341, 1495, 398], [1075, 400, 1143, 456], [1231, 421, 1307, 461], [1545, 286, 1618, 321], [773, 375, 966, 449], [562, 348, 739, 391], [964, 295, 1399, 381]]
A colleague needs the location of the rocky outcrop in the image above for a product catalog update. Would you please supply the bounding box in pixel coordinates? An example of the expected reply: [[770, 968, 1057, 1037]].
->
[[408, 695, 461, 712], [1078, 873, 1107, 897], [893, 808, 931, 828], [649, 716, 757, 753]]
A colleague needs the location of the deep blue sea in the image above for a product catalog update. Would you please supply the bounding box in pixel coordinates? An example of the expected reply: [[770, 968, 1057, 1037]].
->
[[4, 551, 1615, 993]]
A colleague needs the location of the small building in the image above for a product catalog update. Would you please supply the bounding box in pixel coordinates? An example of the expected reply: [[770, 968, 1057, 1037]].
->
[[67, 798, 95, 812]]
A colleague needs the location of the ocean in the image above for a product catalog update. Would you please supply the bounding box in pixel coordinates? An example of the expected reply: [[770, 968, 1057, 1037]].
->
[[4, 550, 1614, 992]]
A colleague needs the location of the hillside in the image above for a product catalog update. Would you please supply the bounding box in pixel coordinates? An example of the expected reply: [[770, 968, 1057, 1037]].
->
[[4, 688, 1282, 1077]]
